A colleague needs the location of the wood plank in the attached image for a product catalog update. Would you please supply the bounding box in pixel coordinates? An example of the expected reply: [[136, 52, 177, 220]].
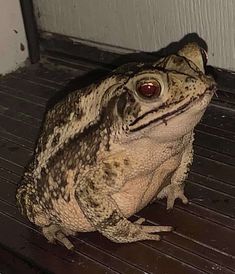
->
[[16, 64, 77, 84], [188, 172, 235, 198], [0, 167, 21, 184], [0, 107, 40, 128], [0, 246, 43, 274], [9, 74, 61, 91], [0, 90, 45, 120], [201, 106, 235, 133], [192, 155, 235, 186], [194, 145, 235, 166], [0, 85, 47, 106], [185, 181, 235, 218], [140, 202, 235, 257], [173, 199, 235, 231], [80, 225, 235, 274], [77, 232, 206, 274], [0, 179, 18, 205], [138, 203, 235, 271], [196, 123, 235, 141], [194, 131, 235, 158], [212, 94, 235, 108], [0, 130, 34, 150], [0, 157, 24, 176], [0, 77, 56, 100], [0, 138, 32, 169], [143, 208, 235, 273], [0, 115, 38, 147], [12, 65, 80, 87]]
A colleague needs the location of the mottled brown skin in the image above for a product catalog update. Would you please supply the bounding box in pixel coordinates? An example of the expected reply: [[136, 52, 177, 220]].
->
[[16, 43, 216, 249]]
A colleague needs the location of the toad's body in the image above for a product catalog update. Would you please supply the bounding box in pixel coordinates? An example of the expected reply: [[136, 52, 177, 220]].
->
[[17, 43, 215, 249]]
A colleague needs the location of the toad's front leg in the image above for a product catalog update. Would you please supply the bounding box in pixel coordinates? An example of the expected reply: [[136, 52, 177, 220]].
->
[[157, 134, 193, 209], [158, 183, 189, 210], [75, 166, 172, 244]]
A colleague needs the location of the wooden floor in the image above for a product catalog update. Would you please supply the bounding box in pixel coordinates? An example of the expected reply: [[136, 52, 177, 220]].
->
[[0, 54, 234, 274]]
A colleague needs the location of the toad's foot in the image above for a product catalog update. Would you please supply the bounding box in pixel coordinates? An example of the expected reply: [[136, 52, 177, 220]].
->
[[42, 224, 74, 250], [139, 224, 173, 240], [118, 222, 173, 242], [132, 217, 173, 241], [157, 184, 188, 210]]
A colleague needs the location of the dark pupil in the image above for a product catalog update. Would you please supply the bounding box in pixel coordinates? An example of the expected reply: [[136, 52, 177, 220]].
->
[[138, 83, 160, 98]]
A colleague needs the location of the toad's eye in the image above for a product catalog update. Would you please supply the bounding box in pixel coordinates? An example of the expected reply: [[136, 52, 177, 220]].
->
[[137, 81, 161, 99]]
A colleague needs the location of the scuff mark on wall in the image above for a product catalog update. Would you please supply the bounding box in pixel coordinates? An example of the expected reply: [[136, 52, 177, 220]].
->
[[0, 0, 29, 75]]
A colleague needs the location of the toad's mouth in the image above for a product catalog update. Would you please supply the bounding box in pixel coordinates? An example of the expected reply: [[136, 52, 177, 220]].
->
[[129, 87, 215, 133]]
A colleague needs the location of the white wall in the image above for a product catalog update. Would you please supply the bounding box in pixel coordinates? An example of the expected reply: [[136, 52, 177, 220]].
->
[[34, 0, 235, 70], [0, 0, 29, 75]]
